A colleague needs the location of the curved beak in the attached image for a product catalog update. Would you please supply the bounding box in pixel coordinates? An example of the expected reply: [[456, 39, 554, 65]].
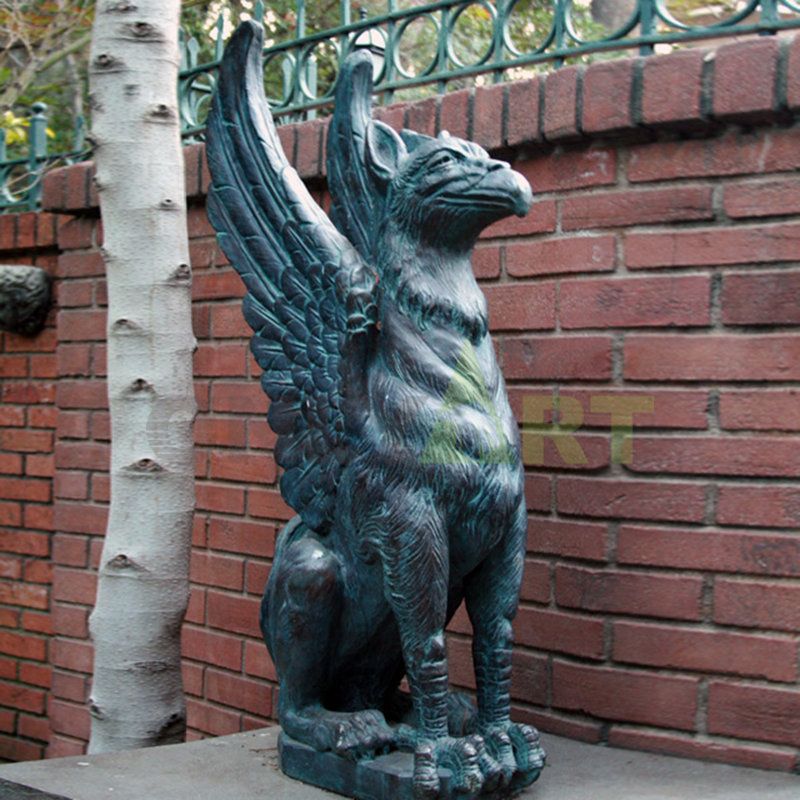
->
[[470, 161, 533, 218]]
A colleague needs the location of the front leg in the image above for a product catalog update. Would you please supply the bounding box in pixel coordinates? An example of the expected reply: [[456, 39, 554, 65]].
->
[[378, 499, 484, 798], [464, 499, 546, 789]]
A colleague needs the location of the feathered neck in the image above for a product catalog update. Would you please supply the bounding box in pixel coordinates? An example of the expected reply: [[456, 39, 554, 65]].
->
[[378, 225, 489, 344]]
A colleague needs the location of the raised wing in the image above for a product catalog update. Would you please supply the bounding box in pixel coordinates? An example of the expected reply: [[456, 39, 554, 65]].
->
[[326, 50, 383, 262], [205, 21, 378, 533]]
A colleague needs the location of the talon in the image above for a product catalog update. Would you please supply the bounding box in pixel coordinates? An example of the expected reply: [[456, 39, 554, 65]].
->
[[447, 739, 482, 794], [411, 734, 490, 797], [458, 740, 478, 760], [289, 708, 394, 761], [484, 730, 515, 786], [478, 722, 545, 790], [508, 723, 545, 772], [413, 743, 440, 800], [473, 735, 503, 793]]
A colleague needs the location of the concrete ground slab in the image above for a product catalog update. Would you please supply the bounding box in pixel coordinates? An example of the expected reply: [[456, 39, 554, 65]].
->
[[0, 727, 797, 800]]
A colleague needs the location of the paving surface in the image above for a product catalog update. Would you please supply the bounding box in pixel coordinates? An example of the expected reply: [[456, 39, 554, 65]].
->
[[0, 726, 797, 800]]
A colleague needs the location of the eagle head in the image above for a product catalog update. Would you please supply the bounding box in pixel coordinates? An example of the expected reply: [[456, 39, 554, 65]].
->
[[365, 122, 533, 251]]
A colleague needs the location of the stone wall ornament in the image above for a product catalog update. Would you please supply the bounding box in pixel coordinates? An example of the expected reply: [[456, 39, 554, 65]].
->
[[0, 265, 52, 336], [206, 21, 544, 800]]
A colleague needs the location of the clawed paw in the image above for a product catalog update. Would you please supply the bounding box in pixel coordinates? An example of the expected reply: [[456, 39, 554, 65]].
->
[[479, 728, 517, 789], [402, 722, 544, 798], [412, 735, 484, 799], [481, 721, 545, 790], [293, 708, 394, 761], [330, 709, 395, 760]]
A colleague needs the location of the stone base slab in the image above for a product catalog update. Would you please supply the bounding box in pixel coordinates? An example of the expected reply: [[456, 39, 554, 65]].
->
[[278, 731, 538, 799], [0, 726, 797, 800]]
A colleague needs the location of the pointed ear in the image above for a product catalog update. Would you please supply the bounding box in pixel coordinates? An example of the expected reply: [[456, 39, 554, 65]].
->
[[400, 129, 434, 152], [365, 121, 406, 185]]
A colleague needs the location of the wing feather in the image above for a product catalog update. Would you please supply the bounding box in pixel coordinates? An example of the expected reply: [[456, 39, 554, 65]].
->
[[326, 51, 382, 261], [206, 21, 377, 533]]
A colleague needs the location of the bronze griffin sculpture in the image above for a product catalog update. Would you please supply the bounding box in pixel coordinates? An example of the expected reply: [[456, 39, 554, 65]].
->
[[206, 21, 545, 799]]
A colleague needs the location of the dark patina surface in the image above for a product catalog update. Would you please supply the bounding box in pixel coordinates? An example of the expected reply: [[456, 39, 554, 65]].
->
[[206, 21, 544, 799], [0, 266, 51, 336], [0, 777, 72, 800]]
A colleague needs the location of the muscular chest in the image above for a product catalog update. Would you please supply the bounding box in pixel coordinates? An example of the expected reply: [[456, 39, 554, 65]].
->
[[369, 325, 517, 465]]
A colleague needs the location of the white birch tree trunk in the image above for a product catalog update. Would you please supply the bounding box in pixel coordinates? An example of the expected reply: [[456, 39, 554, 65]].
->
[[87, 0, 196, 753]]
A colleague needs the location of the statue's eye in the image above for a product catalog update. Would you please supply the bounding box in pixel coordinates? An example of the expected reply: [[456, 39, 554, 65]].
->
[[429, 152, 455, 170]]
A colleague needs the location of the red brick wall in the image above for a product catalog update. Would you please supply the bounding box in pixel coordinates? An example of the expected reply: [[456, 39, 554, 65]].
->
[[0, 212, 59, 760], [1, 34, 799, 770]]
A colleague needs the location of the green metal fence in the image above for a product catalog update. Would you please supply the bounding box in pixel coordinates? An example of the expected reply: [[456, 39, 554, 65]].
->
[[178, 0, 800, 133], [0, 104, 86, 214], [3, 0, 800, 213]]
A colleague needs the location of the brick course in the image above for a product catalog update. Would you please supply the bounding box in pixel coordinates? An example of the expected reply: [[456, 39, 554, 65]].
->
[[0, 215, 57, 760], [0, 33, 799, 772]]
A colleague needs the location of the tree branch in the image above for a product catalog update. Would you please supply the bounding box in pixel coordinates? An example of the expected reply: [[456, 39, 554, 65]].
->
[[35, 29, 90, 74]]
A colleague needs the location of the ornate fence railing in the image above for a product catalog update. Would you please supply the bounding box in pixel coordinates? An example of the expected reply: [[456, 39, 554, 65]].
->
[[3, 0, 800, 212], [0, 104, 86, 214], [178, 0, 800, 133]]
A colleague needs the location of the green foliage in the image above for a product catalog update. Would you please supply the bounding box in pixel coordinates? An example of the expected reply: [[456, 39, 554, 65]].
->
[[663, 0, 744, 25], [12, 73, 82, 153], [0, 1, 93, 155], [0, 109, 30, 147]]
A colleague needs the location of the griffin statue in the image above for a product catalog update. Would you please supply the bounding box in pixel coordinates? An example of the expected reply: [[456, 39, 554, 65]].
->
[[206, 21, 545, 800]]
